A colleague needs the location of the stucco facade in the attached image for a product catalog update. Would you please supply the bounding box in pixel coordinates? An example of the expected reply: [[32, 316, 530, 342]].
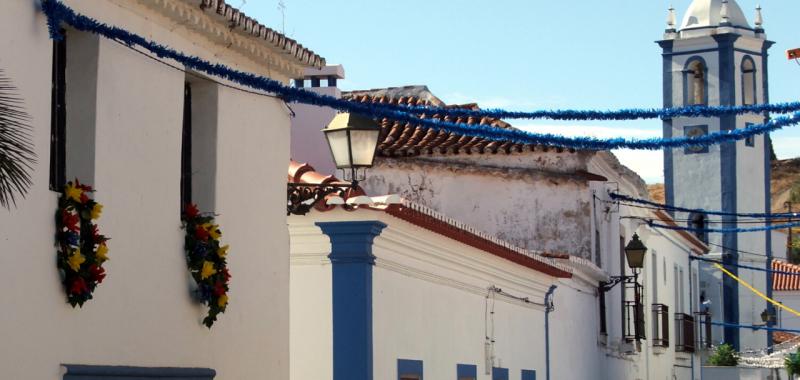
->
[[0, 0, 319, 378]]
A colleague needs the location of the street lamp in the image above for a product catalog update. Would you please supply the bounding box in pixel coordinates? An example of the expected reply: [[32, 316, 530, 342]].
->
[[287, 113, 381, 215], [601, 233, 648, 292], [323, 113, 382, 185]]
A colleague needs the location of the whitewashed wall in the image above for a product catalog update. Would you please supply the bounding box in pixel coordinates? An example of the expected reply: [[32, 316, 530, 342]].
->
[[289, 208, 560, 380], [0, 0, 295, 378], [363, 152, 595, 258]]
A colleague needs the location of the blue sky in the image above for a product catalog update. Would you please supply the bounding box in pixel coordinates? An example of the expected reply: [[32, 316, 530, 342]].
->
[[245, 0, 800, 183]]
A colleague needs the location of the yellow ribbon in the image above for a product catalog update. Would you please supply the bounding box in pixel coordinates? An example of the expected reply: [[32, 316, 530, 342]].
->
[[714, 263, 800, 318]]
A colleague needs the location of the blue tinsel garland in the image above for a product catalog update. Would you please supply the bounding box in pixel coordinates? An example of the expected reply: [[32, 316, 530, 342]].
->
[[648, 219, 800, 234], [710, 321, 800, 334], [610, 192, 799, 219], [40, 0, 800, 151], [691, 256, 796, 276]]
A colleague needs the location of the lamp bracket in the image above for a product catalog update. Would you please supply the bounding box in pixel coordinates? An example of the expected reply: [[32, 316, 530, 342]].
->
[[600, 274, 639, 293]]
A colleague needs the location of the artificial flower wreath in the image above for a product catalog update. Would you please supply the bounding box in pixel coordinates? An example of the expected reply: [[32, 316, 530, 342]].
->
[[181, 203, 230, 328], [55, 179, 109, 307]]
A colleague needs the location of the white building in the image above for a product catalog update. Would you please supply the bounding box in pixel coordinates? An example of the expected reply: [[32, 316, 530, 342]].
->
[[288, 161, 570, 380], [659, 0, 774, 352], [0, 0, 322, 378]]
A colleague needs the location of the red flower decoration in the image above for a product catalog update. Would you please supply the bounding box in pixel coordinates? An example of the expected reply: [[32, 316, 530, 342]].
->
[[75, 179, 93, 192], [91, 224, 101, 241], [88, 264, 106, 284], [79, 193, 89, 204], [185, 203, 200, 219], [222, 268, 231, 282], [69, 277, 89, 295], [213, 281, 226, 296], [195, 225, 209, 241], [62, 211, 79, 232]]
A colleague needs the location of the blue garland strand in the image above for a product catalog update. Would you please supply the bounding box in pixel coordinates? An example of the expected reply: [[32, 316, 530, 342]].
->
[[40, 0, 800, 151], [649, 219, 800, 234], [610, 192, 800, 218], [710, 321, 800, 334], [691, 256, 799, 276]]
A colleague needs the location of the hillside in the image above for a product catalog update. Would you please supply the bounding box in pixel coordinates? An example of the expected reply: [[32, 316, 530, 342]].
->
[[646, 158, 800, 212]]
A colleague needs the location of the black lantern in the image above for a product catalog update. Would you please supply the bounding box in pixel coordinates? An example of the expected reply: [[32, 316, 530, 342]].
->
[[624, 233, 647, 270], [322, 113, 381, 183]]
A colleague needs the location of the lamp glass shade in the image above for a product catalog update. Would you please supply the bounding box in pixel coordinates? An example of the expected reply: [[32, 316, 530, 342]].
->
[[324, 129, 352, 168], [624, 233, 647, 269], [322, 113, 381, 169]]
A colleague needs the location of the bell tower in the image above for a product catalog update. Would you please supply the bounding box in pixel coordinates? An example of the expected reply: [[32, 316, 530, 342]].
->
[[658, 0, 774, 351]]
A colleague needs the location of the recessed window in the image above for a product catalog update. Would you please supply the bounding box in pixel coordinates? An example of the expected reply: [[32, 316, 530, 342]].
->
[[50, 31, 67, 191], [180, 78, 218, 212], [745, 123, 755, 147], [457, 364, 477, 380], [688, 213, 708, 243], [741, 56, 756, 106], [684, 125, 709, 154], [492, 367, 509, 380], [684, 59, 707, 106], [521, 369, 537, 380], [398, 359, 423, 380]]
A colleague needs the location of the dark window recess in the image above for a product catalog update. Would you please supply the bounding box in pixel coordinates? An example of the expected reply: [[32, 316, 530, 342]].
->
[[689, 213, 708, 244], [652, 303, 670, 347], [63, 364, 215, 379], [50, 32, 67, 191], [675, 313, 696, 352], [599, 285, 608, 336], [180, 83, 192, 209]]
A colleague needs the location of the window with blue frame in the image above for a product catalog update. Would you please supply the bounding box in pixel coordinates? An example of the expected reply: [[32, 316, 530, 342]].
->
[[745, 123, 755, 147], [398, 359, 423, 380], [522, 369, 536, 380], [492, 367, 509, 380], [457, 364, 477, 380]]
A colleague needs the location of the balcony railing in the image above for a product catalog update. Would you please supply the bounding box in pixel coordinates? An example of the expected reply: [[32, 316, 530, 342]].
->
[[675, 313, 696, 353], [652, 304, 669, 347], [693, 312, 712, 350], [624, 300, 646, 341]]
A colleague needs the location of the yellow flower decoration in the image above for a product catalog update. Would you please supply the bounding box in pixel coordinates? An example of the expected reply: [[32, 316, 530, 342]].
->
[[217, 245, 229, 258], [217, 294, 228, 308], [201, 261, 217, 280], [90, 203, 103, 220], [64, 183, 83, 202], [208, 225, 221, 240], [96, 243, 109, 262], [68, 249, 85, 272]]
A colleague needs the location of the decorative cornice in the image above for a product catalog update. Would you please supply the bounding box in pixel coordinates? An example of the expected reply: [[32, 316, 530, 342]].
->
[[134, 0, 323, 80]]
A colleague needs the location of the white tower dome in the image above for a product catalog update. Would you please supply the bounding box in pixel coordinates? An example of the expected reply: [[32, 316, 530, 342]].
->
[[680, 0, 750, 30]]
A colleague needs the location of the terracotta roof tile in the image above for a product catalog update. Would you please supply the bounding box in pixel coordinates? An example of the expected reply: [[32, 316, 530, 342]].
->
[[199, 0, 325, 68], [342, 87, 577, 158], [773, 260, 800, 291]]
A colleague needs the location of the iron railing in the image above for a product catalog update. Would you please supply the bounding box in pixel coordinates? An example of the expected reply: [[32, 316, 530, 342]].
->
[[693, 311, 712, 350], [624, 300, 646, 341], [652, 304, 669, 347], [675, 313, 696, 353]]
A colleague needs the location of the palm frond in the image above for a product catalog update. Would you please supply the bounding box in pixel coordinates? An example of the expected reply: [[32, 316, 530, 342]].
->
[[0, 68, 36, 209]]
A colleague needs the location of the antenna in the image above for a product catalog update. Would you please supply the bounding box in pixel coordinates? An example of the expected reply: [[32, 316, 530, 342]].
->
[[277, 0, 286, 35]]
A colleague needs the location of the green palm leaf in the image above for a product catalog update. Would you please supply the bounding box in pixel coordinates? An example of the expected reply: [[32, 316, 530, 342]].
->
[[0, 68, 35, 209]]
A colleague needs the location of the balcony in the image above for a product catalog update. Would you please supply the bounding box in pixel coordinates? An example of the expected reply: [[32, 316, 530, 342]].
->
[[675, 313, 696, 353], [693, 312, 712, 350], [623, 300, 646, 341], [652, 304, 669, 347]]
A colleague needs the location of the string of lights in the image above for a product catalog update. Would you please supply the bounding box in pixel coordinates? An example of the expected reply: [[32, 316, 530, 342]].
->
[[691, 256, 797, 276], [40, 0, 800, 152]]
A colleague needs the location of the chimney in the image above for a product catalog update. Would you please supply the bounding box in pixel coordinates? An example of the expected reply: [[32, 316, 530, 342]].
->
[[290, 65, 346, 176]]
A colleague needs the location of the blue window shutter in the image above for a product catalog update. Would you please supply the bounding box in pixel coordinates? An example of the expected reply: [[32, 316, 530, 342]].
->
[[521, 369, 537, 380], [62, 365, 215, 379], [457, 364, 477, 379], [492, 367, 509, 380], [397, 359, 423, 380]]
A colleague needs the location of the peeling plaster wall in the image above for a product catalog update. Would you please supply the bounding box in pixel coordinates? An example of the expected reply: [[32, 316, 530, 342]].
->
[[363, 152, 595, 258]]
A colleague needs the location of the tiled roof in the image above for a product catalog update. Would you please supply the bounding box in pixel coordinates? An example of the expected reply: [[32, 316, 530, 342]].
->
[[342, 86, 577, 158], [198, 0, 325, 68], [773, 260, 800, 291], [288, 160, 572, 278], [773, 331, 800, 345]]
